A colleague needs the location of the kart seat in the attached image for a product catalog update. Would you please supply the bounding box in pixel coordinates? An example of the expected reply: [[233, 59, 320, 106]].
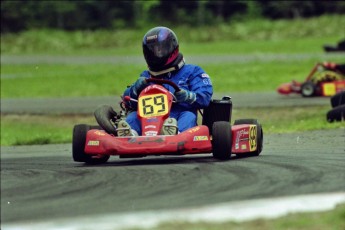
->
[[202, 96, 232, 135]]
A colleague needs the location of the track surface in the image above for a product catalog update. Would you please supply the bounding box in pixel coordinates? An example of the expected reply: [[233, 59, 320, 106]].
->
[[1, 128, 345, 223], [0, 92, 331, 115]]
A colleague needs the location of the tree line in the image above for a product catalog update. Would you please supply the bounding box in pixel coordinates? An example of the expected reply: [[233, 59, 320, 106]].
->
[[1, 0, 344, 33]]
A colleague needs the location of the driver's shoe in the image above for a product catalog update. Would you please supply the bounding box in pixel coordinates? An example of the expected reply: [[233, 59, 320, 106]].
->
[[161, 118, 178, 135], [117, 120, 132, 137]]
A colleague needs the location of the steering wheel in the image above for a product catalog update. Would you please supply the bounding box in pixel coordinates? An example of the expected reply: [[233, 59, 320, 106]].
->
[[146, 78, 180, 102]]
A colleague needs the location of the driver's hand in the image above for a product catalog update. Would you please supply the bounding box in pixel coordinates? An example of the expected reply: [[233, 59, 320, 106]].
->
[[133, 77, 148, 95], [174, 90, 196, 104]]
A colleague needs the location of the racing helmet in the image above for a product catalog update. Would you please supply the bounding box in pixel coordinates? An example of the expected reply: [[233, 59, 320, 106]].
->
[[142, 26, 185, 76]]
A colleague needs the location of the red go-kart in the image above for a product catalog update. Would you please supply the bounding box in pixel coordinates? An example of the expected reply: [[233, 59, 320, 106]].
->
[[72, 78, 263, 164], [277, 62, 345, 97]]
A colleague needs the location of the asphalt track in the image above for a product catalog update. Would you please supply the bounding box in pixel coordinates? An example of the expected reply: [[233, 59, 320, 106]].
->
[[1, 128, 345, 226]]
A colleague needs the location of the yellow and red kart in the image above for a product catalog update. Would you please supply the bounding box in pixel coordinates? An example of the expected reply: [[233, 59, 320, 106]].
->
[[72, 79, 263, 164], [277, 62, 345, 97]]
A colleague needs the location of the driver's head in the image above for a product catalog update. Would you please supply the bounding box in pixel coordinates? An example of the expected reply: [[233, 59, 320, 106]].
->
[[142, 26, 185, 77]]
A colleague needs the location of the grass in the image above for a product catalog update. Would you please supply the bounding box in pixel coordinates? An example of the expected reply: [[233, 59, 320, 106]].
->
[[1, 14, 344, 146], [1, 15, 344, 55], [1, 105, 342, 146], [2, 58, 345, 99], [144, 203, 345, 230], [0, 114, 95, 146]]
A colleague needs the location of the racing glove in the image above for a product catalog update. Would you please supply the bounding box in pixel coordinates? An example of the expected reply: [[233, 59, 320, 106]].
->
[[175, 90, 196, 104], [133, 77, 148, 96]]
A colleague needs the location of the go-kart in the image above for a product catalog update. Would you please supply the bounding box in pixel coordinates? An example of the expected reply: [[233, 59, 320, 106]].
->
[[323, 39, 345, 52], [277, 62, 345, 97], [73, 78, 263, 164]]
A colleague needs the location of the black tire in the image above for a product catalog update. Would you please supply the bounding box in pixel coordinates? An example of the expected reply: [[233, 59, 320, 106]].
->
[[327, 104, 345, 122], [72, 124, 110, 164], [94, 105, 117, 135], [330, 91, 345, 108], [212, 121, 232, 160], [233, 119, 263, 156], [301, 81, 316, 97], [234, 119, 258, 125]]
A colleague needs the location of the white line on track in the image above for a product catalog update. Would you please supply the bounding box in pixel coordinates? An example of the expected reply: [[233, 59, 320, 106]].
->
[[2, 192, 345, 230]]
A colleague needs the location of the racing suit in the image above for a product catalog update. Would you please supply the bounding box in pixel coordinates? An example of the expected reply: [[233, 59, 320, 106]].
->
[[123, 64, 213, 135]]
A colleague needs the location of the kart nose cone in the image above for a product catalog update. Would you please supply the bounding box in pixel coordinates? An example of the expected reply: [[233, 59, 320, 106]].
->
[[277, 83, 292, 95]]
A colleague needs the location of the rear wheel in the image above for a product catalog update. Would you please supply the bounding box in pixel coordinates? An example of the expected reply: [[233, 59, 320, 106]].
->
[[212, 121, 232, 160], [327, 104, 345, 122], [72, 124, 110, 164], [233, 119, 263, 156], [330, 91, 345, 108]]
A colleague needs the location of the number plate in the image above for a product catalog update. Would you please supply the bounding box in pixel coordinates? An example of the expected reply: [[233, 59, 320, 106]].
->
[[249, 125, 257, 151], [138, 94, 169, 118]]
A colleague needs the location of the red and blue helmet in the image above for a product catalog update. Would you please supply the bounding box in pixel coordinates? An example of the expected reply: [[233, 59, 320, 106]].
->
[[143, 26, 184, 74]]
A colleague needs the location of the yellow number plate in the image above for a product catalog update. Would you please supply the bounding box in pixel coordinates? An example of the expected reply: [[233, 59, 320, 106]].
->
[[249, 125, 257, 151], [138, 94, 169, 118], [323, 83, 336, 96]]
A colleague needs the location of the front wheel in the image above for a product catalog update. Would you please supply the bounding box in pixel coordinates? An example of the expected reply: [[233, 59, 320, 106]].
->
[[301, 81, 316, 97], [212, 121, 232, 160], [94, 105, 118, 135], [72, 124, 110, 164]]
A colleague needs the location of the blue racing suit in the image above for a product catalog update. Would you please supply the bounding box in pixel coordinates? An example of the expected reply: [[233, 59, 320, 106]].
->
[[123, 64, 213, 135]]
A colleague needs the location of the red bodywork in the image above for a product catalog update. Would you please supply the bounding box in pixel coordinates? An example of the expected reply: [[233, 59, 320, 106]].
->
[[84, 124, 256, 157], [82, 82, 259, 157], [85, 126, 212, 156], [277, 62, 345, 97]]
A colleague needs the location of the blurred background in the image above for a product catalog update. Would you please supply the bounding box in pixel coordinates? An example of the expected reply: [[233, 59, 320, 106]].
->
[[1, 0, 345, 145], [2, 0, 345, 33]]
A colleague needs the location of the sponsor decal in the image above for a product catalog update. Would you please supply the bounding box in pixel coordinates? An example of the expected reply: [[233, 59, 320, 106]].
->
[[144, 84, 166, 93], [147, 117, 158, 122], [203, 79, 210, 85], [128, 136, 164, 143], [193, 136, 208, 141], [145, 125, 157, 129], [94, 130, 105, 136], [249, 125, 257, 151], [188, 127, 200, 133], [87, 140, 99, 146], [235, 129, 249, 149], [178, 80, 187, 86], [146, 35, 157, 41], [201, 73, 210, 78], [144, 131, 158, 136]]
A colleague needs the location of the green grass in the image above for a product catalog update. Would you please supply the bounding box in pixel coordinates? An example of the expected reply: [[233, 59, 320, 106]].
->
[[1, 15, 344, 55], [1, 15, 344, 146], [0, 114, 95, 146], [143, 203, 345, 230], [1, 105, 342, 146], [2, 58, 345, 99], [1, 64, 144, 98]]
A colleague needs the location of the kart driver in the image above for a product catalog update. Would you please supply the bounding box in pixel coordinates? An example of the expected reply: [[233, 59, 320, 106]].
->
[[118, 26, 213, 136]]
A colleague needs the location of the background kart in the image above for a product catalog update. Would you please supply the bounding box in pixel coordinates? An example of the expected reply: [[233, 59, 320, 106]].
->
[[73, 79, 263, 164], [277, 62, 345, 97]]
